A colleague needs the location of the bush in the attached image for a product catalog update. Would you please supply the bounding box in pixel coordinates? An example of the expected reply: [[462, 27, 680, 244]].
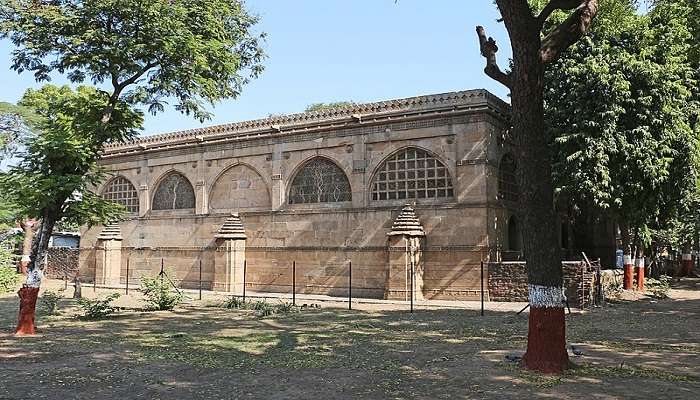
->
[[0, 266, 20, 294], [77, 293, 120, 319], [646, 275, 671, 299], [39, 289, 64, 315], [222, 296, 247, 309], [252, 300, 275, 317], [275, 301, 300, 314], [140, 276, 183, 311]]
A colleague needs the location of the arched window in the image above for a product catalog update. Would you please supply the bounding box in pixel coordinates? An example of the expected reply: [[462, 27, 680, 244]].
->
[[371, 147, 453, 201], [498, 153, 518, 202], [507, 216, 521, 252], [102, 176, 139, 213], [289, 157, 351, 204], [152, 172, 195, 210]]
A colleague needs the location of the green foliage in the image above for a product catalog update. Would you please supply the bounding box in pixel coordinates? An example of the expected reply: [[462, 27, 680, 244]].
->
[[77, 293, 120, 319], [39, 289, 64, 315], [0, 246, 19, 293], [221, 295, 246, 309], [0, 0, 266, 122], [544, 0, 699, 245], [0, 85, 140, 229], [140, 276, 183, 311], [646, 275, 671, 299], [305, 101, 357, 113], [0, 101, 40, 160], [220, 297, 300, 316]]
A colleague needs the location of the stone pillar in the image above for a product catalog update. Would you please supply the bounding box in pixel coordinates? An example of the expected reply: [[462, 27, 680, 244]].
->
[[385, 205, 425, 301], [213, 213, 247, 293], [95, 223, 123, 286]]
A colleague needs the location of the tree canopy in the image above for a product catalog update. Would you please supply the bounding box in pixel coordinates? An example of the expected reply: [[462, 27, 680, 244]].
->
[[544, 0, 699, 247]]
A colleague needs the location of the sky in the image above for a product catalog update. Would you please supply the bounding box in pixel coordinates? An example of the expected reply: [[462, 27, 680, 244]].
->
[[0, 1, 512, 137]]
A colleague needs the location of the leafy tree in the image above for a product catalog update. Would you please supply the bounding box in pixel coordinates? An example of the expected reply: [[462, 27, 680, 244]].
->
[[545, 0, 698, 256], [0, 0, 266, 274], [476, 0, 599, 373], [305, 101, 357, 112]]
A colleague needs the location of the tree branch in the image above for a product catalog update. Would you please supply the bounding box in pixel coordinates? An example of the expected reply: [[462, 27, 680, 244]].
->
[[475, 26, 512, 89], [540, 0, 599, 64], [536, 0, 582, 27]]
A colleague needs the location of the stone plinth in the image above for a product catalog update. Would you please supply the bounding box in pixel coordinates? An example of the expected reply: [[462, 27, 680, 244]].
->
[[95, 223, 122, 286], [385, 205, 425, 300], [213, 214, 247, 292]]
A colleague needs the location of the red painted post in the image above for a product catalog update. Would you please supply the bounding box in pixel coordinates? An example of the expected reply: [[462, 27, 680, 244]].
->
[[623, 254, 634, 290], [636, 257, 645, 292]]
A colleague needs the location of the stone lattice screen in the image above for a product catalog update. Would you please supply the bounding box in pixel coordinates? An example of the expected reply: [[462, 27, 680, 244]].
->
[[45, 247, 80, 279], [152, 173, 196, 210], [288, 158, 352, 204], [371, 148, 454, 201]]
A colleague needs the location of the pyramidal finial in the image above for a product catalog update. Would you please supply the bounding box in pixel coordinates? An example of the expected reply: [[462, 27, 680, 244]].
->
[[216, 213, 247, 240], [388, 204, 425, 237], [97, 222, 123, 241]]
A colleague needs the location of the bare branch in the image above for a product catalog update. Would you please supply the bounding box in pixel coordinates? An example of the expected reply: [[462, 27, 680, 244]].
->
[[475, 26, 512, 89], [536, 0, 582, 27], [540, 0, 599, 64]]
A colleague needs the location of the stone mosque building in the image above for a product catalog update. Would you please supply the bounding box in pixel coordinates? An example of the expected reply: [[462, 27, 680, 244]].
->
[[79, 89, 612, 301]]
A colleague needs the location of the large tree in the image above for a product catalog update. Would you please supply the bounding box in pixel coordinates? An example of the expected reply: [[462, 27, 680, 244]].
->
[[476, 0, 599, 373], [0, 0, 265, 271], [545, 0, 698, 274], [0, 0, 265, 331]]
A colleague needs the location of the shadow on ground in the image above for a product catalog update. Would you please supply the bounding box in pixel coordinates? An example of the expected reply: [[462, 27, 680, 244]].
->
[[0, 279, 698, 399]]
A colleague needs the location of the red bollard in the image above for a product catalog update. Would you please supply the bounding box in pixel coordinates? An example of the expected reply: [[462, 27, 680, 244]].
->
[[636, 257, 645, 292], [623, 254, 634, 290], [15, 287, 40, 335], [682, 254, 693, 277]]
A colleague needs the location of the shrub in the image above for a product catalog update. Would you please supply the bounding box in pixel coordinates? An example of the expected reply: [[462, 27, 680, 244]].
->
[[251, 299, 275, 317], [222, 296, 247, 309], [39, 289, 64, 315], [646, 275, 671, 299], [275, 301, 300, 314], [77, 293, 121, 319], [140, 276, 183, 311], [0, 247, 20, 294]]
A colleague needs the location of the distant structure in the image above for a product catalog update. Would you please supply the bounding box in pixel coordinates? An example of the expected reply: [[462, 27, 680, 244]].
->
[[79, 89, 613, 299]]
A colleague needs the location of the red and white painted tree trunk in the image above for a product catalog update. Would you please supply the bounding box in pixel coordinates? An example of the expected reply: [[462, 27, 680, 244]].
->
[[635, 257, 645, 291], [623, 254, 634, 290], [522, 285, 568, 373]]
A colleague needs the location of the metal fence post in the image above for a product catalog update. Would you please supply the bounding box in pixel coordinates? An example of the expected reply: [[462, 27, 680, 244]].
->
[[160, 257, 164, 286], [126, 257, 130, 295], [410, 258, 414, 313], [348, 261, 352, 310], [243, 259, 247, 302], [292, 260, 296, 306], [480, 261, 484, 317], [198, 258, 202, 301], [93, 256, 97, 293]]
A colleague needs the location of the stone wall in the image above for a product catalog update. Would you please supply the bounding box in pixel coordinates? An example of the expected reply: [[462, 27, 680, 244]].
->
[[45, 247, 80, 279], [487, 261, 596, 307]]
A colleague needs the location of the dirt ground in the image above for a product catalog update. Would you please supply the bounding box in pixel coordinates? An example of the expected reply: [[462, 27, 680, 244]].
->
[[0, 279, 698, 400]]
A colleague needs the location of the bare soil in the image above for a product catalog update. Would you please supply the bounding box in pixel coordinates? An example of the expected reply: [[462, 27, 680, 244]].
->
[[0, 279, 698, 400]]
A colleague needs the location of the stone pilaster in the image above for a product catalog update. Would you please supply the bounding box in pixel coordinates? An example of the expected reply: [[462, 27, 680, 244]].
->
[[385, 205, 425, 300], [213, 213, 247, 292], [95, 223, 123, 286]]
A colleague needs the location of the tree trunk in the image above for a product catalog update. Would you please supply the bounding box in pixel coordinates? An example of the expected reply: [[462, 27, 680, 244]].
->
[[507, 31, 569, 374], [17, 219, 38, 274], [15, 209, 59, 335], [620, 222, 634, 289]]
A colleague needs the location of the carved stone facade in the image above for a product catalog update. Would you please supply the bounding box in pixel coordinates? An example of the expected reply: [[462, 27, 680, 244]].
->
[[80, 89, 531, 300]]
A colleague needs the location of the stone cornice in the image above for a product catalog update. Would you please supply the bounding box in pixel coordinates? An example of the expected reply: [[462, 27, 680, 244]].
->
[[101, 89, 509, 159]]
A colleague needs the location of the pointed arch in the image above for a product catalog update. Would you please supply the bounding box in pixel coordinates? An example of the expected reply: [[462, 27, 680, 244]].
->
[[288, 156, 352, 204], [370, 147, 453, 202], [209, 163, 271, 211], [101, 176, 139, 214], [152, 171, 196, 210]]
